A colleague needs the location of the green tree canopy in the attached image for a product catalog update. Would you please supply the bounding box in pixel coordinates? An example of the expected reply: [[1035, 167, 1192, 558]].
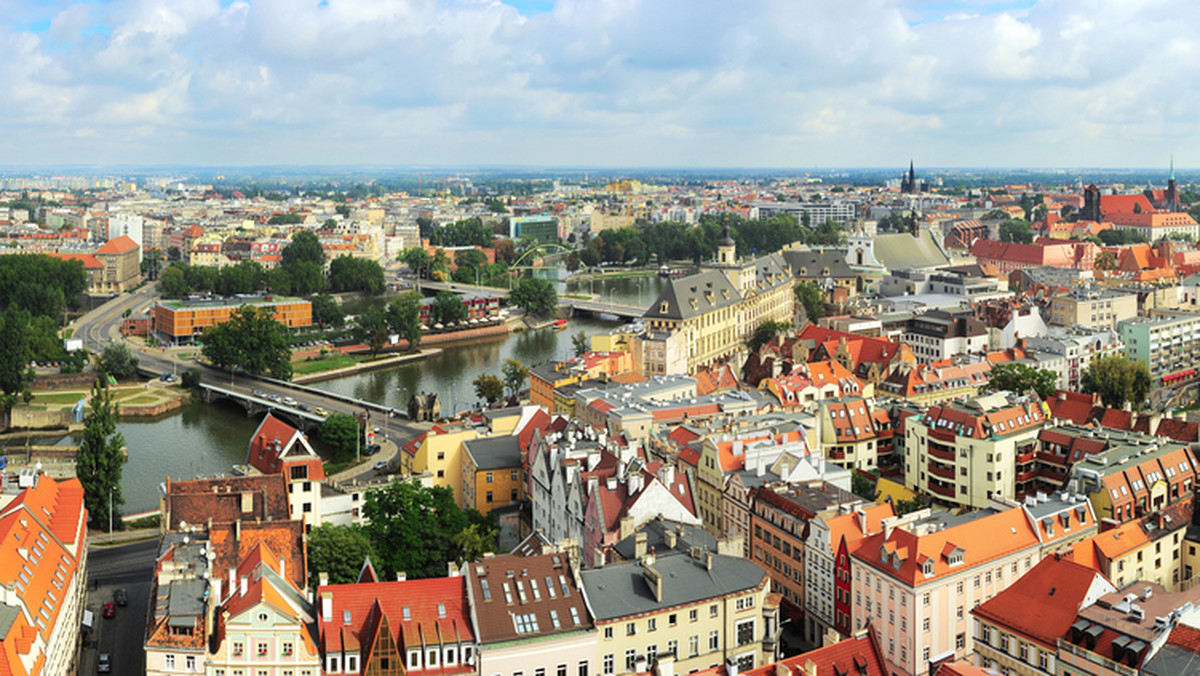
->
[[571, 330, 589, 357], [0, 307, 33, 411], [306, 523, 375, 586], [319, 412, 360, 461], [502, 358, 529, 399], [429, 218, 495, 248], [311, 293, 345, 329], [473, 372, 504, 405], [328, 256, 385, 295], [201, 305, 294, 380], [363, 479, 477, 579], [0, 254, 87, 319], [999, 219, 1034, 244], [509, 277, 557, 316], [387, 291, 423, 352], [400, 247, 431, 276], [794, 281, 826, 323], [985, 362, 1057, 398], [267, 213, 304, 225], [157, 266, 189, 299], [281, 230, 325, 269], [749, 320, 791, 352], [353, 306, 391, 358], [1081, 354, 1152, 410], [430, 292, 467, 325], [99, 342, 140, 380], [76, 375, 126, 531]]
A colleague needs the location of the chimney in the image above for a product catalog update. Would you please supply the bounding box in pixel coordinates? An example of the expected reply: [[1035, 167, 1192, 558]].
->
[[229, 568, 236, 594], [803, 660, 818, 676], [397, 571, 407, 582], [234, 519, 241, 541], [240, 577, 248, 597], [635, 532, 648, 559], [447, 561, 460, 577], [241, 491, 253, 514], [705, 550, 714, 571], [643, 562, 663, 602], [319, 572, 330, 588], [321, 592, 332, 623], [664, 529, 677, 549], [212, 579, 222, 604], [280, 559, 286, 582], [655, 652, 676, 676]]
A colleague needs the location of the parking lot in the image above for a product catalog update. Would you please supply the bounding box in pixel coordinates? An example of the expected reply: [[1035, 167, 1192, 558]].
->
[[82, 539, 157, 674]]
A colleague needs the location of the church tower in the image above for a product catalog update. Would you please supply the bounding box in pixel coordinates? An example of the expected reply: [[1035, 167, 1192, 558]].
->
[[717, 223, 736, 265], [1167, 156, 1179, 212]]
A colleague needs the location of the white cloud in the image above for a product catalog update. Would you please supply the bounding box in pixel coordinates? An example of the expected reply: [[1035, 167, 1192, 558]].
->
[[0, 0, 1197, 167]]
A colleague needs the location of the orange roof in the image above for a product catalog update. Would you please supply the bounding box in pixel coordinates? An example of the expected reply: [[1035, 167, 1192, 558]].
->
[[96, 235, 138, 253], [825, 503, 896, 553], [47, 252, 101, 269]]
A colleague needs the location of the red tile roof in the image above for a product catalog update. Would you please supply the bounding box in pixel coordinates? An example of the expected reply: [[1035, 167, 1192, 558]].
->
[[163, 474, 291, 530], [690, 625, 889, 676], [973, 555, 1109, 650], [464, 552, 591, 644], [47, 252, 102, 269], [96, 235, 138, 253]]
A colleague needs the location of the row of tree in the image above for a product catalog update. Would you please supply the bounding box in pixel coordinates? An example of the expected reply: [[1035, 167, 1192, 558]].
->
[[0, 254, 88, 320], [985, 355, 1151, 409], [471, 359, 529, 405]]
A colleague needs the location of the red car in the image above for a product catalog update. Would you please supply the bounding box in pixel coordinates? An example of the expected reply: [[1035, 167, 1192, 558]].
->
[[102, 602, 115, 619]]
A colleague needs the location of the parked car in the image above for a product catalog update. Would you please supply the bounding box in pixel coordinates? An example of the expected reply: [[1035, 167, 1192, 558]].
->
[[97, 653, 112, 673], [373, 460, 389, 471], [113, 588, 128, 607], [102, 602, 115, 619], [252, 390, 266, 398], [364, 444, 382, 456]]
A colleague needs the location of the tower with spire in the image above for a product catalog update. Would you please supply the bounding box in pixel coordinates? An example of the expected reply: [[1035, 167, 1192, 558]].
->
[[1167, 155, 1179, 212], [900, 160, 919, 194]]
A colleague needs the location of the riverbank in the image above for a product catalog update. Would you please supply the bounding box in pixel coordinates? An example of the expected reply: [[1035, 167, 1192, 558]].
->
[[294, 349, 443, 384]]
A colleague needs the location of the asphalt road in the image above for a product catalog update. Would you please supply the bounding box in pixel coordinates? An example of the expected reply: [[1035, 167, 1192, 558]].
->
[[71, 287, 431, 483], [84, 538, 158, 675]]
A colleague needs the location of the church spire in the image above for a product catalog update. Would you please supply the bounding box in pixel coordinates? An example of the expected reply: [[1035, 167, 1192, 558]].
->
[[1170, 155, 1175, 182]]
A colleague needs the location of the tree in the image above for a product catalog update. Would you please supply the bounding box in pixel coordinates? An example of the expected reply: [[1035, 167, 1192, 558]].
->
[[319, 412, 360, 461], [362, 479, 471, 579], [571, 330, 589, 357], [1095, 250, 1117, 272], [310, 293, 344, 329], [999, 219, 1034, 244], [985, 362, 1057, 398], [501, 358, 529, 399], [794, 282, 826, 323], [328, 256, 385, 294], [400, 247, 431, 276], [267, 213, 303, 225], [473, 373, 504, 405], [0, 307, 32, 411], [509, 277, 557, 316], [851, 472, 876, 501], [452, 522, 499, 564], [76, 375, 126, 531], [281, 230, 325, 270], [157, 266, 189, 298], [353, 307, 391, 358], [1081, 354, 1152, 410], [430, 292, 467, 325], [99, 342, 140, 380], [748, 320, 791, 352], [306, 523, 375, 586], [266, 267, 293, 295], [289, 261, 326, 296], [387, 291, 423, 352], [201, 305, 294, 380]]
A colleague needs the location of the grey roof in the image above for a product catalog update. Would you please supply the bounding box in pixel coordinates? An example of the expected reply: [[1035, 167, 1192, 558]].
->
[[463, 435, 523, 471], [873, 230, 950, 270], [781, 249, 857, 280], [0, 604, 18, 639], [580, 551, 765, 621], [483, 406, 524, 422], [166, 578, 207, 625], [643, 270, 741, 321], [1142, 642, 1200, 675], [611, 518, 717, 561]]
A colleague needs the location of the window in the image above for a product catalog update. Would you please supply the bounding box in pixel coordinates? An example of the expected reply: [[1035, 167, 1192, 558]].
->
[[604, 626, 613, 640], [233, 642, 244, 657], [328, 656, 343, 672], [669, 613, 677, 626], [736, 619, 755, 646], [486, 491, 493, 503], [550, 610, 561, 628], [1019, 643, 1029, 661], [625, 648, 637, 671], [923, 592, 930, 606], [426, 649, 440, 668], [282, 642, 293, 656], [667, 639, 678, 658], [627, 622, 636, 636], [578, 661, 589, 676], [1038, 652, 1050, 670], [980, 626, 991, 645], [512, 470, 519, 481], [343, 610, 352, 625], [709, 629, 720, 651], [558, 665, 568, 676], [956, 633, 965, 650], [346, 656, 359, 672], [736, 595, 756, 610], [258, 642, 269, 657], [165, 655, 176, 670], [646, 645, 657, 661], [603, 654, 614, 675], [689, 609, 698, 622], [486, 472, 494, 483], [648, 617, 657, 632], [710, 604, 719, 617], [689, 635, 700, 657], [923, 617, 930, 632], [186, 656, 196, 670], [956, 606, 963, 620], [514, 613, 540, 634]]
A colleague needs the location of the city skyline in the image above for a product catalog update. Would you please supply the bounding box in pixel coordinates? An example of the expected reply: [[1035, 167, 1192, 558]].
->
[[0, 0, 1196, 169]]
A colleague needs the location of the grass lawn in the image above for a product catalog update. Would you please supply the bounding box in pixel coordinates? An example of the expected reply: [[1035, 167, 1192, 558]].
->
[[322, 456, 362, 476], [33, 392, 94, 405], [122, 395, 161, 405], [292, 354, 370, 375]]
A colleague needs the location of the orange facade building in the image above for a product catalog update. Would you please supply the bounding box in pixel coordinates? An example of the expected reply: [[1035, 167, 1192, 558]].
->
[[153, 296, 312, 344]]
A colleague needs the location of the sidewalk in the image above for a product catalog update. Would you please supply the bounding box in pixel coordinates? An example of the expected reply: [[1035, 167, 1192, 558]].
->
[[328, 437, 401, 484], [87, 526, 160, 548]]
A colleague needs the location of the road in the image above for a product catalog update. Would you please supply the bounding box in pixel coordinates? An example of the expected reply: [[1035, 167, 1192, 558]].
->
[[83, 538, 158, 675], [71, 288, 431, 483]]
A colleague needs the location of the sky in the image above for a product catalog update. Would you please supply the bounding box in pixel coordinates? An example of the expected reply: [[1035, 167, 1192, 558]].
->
[[0, 0, 1194, 169]]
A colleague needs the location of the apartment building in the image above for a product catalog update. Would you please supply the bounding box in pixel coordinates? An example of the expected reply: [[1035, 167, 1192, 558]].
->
[[901, 311, 989, 363], [94, 235, 141, 293], [971, 556, 1117, 676], [849, 507, 1047, 676], [1049, 287, 1138, 331], [1070, 499, 1194, 592], [903, 393, 1047, 509], [818, 396, 895, 470], [581, 543, 776, 675], [749, 481, 862, 623], [642, 230, 793, 374], [0, 473, 88, 676], [153, 295, 312, 344], [804, 503, 896, 644], [245, 413, 326, 528], [461, 435, 524, 513], [1023, 328, 1124, 392], [1118, 311, 1200, 383], [464, 552, 596, 676], [1064, 432, 1198, 525]]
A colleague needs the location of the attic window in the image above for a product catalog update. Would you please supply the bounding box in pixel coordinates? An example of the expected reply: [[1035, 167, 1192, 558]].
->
[[922, 561, 934, 576], [343, 610, 352, 625], [437, 603, 446, 618], [403, 606, 411, 620], [660, 302, 669, 313]]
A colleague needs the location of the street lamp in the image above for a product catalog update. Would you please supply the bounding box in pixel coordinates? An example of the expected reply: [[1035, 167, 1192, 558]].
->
[[108, 487, 115, 543]]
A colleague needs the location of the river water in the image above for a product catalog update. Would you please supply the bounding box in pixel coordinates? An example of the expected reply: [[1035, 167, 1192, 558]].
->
[[69, 273, 668, 513]]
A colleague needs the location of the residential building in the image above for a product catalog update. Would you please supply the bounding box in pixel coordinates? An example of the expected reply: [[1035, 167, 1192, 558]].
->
[[1023, 328, 1124, 392], [969, 239, 1098, 274], [508, 215, 560, 243], [681, 625, 889, 676], [750, 481, 862, 623], [804, 503, 896, 644], [318, 572, 476, 676], [528, 419, 616, 552], [1070, 498, 1193, 591], [153, 295, 313, 344], [94, 235, 141, 293], [461, 435, 524, 513], [903, 393, 1047, 509], [752, 199, 861, 225], [1064, 431, 1198, 525], [642, 228, 794, 374], [876, 359, 992, 405], [245, 413, 326, 528], [581, 541, 777, 674], [145, 532, 212, 676], [1118, 311, 1200, 383], [901, 311, 988, 363], [818, 396, 895, 471], [1049, 287, 1138, 331], [464, 552, 596, 676], [971, 556, 1117, 676], [0, 474, 88, 676]]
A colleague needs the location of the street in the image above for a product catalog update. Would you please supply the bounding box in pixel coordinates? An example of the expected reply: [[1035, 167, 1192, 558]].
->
[[83, 538, 158, 675]]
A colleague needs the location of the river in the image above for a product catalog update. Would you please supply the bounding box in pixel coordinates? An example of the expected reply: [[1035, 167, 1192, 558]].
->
[[67, 273, 668, 513]]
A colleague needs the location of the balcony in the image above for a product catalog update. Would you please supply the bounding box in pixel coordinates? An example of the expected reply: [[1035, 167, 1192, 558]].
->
[[1040, 467, 1067, 484], [929, 482, 955, 498], [828, 449, 846, 460], [929, 446, 956, 462], [1016, 451, 1036, 465], [929, 428, 957, 443], [928, 463, 956, 480], [1016, 470, 1036, 484]]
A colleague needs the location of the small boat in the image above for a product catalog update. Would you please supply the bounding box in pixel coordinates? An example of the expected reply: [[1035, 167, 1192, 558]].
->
[[554, 318, 569, 331]]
